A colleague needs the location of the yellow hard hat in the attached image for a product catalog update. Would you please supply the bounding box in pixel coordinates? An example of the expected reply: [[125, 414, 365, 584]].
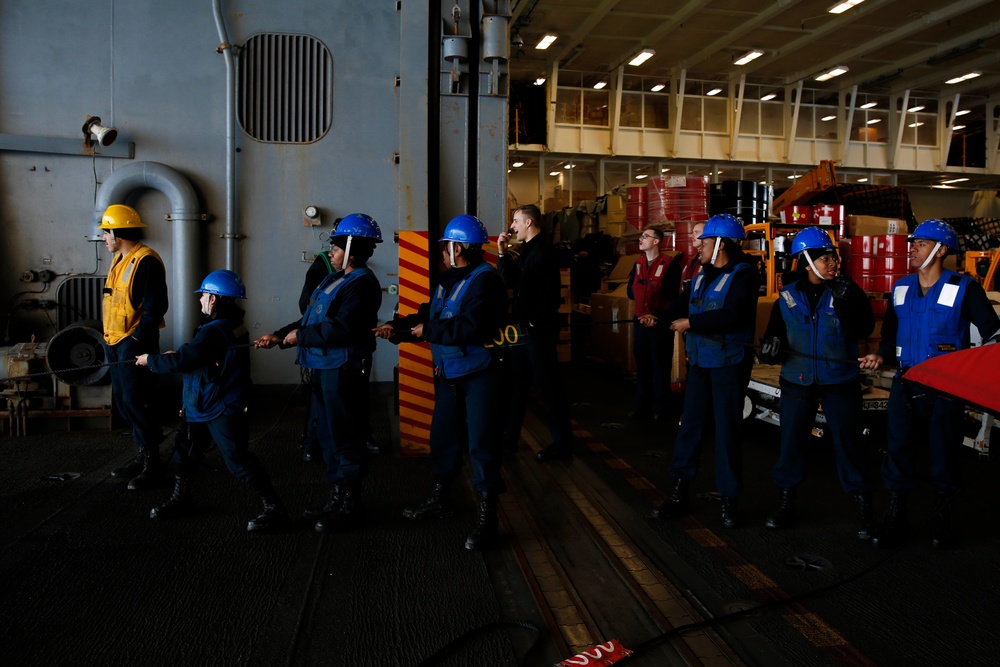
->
[[99, 204, 146, 230]]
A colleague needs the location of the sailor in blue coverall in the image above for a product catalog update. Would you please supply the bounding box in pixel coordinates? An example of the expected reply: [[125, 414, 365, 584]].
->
[[649, 214, 759, 528], [860, 219, 999, 549], [256, 214, 384, 534], [759, 226, 877, 538], [137, 270, 287, 532], [375, 215, 508, 550]]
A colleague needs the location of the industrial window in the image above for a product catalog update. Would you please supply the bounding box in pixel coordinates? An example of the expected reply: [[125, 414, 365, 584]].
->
[[238, 33, 332, 143]]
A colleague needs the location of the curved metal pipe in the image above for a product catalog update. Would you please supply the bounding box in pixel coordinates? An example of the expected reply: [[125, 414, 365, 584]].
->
[[212, 0, 237, 270], [93, 161, 203, 349]]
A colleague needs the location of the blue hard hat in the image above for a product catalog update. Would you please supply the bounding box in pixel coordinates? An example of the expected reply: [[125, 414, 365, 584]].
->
[[908, 219, 958, 252], [333, 213, 383, 242], [699, 213, 746, 240], [196, 269, 246, 299], [439, 214, 489, 244], [791, 227, 837, 257]]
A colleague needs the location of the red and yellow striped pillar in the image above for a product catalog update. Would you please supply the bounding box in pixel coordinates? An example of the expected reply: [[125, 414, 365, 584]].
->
[[396, 232, 435, 455]]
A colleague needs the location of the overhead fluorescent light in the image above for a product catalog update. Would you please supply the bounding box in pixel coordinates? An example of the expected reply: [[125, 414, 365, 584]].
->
[[942, 177, 969, 184], [815, 65, 849, 82], [952, 125, 966, 130], [734, 50, 764, 66], [867, 118, 881, 124], [628, 48, 655, 67], [593, 81, 607, 90], [945, 71, 981, 84], [821, 115, 837, 121], [512, 161, 524, 168], [955, 109, 971, 116], [858, 177, 868, 182], [650, 84, 666, 92], [907, 105, 925, 112], [828, 0, 866, 14], [706, 88, 722, 96], [860, 101, 877, 109], [908, 122, 924, 127], [534, 77, 546, 86], [564, 163, 573, 169], [535, 34, 557, 50], [661, 168, 670, 172], [548, 171, 560, 176], [635, 174, 649, 180], [760, 93, 777, 101], [788, 175, 800, 180]]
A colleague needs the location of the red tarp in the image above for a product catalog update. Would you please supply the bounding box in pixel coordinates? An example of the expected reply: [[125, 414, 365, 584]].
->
[[904, 345, 1000, 416]]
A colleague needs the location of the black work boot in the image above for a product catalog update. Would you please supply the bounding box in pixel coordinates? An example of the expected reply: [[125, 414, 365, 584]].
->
[[303, 484, 344, 519], [649, 478, 691, 519], [852, 491, 874, 541], [149, 476, 194, 520], [464, 493, 499, 550], [315, 488, 365, 533], [402, 483, 456, 520], [721, 497, 740, 529], [248, 493, 289, 532], [764, 487, 796, 530], [127, 450, 165, 491], [872, 491, 909, 549], [111, 456, 144, 479], [929, 493, 954, 550]]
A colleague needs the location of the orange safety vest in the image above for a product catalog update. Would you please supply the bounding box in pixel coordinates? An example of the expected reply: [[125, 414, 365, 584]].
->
[[102, 243, 165, 345]]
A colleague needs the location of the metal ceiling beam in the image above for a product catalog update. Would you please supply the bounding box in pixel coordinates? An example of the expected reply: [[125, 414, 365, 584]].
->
[[783, 0, 994, 86], [679, 0, 803, 72], [890, 52, 1000, 94], [604, 0, 713, 75], [839, 21, 1000, 90], [548, 0, 621, 69], [737, 0, 894, 77]]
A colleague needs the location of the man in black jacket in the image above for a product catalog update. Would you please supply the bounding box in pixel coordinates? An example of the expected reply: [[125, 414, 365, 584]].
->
[[497, 204, 574, 461]]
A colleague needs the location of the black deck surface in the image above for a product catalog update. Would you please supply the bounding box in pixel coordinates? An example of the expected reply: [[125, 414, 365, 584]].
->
[[2, 360, 998, 666]]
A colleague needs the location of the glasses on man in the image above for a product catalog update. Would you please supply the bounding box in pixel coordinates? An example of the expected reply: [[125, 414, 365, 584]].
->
[[639, 233, 657, 240], [813, 254, 840, 264]]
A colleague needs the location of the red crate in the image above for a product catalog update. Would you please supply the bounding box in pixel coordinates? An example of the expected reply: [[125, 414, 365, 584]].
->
[[849, 255, 876, 275], [868, 274, 896, 293], [780, 205, 813, 225], [879, 234, 910, 257], [850, 236, 878, 256], [876, 256, 912, 275], [814, 204, 845, 227]]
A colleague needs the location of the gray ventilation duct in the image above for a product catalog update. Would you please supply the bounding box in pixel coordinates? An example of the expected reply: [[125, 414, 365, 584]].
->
[[92, 161, 203, 348]]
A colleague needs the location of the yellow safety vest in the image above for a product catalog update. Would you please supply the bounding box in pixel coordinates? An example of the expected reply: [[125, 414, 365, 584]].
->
[[103, 243, 166, 345]]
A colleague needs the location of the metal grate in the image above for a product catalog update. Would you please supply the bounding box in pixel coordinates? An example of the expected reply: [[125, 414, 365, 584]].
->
[[238, 33, 333, 143], [57, 276, 106, 330]]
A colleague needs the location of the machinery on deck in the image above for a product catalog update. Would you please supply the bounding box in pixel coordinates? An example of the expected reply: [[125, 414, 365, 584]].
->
[[1, 321, 112, 436]]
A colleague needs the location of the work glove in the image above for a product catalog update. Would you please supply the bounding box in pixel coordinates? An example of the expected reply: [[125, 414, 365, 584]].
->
[[829, 275, 851, 301], [759, 336, 783, 364]]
